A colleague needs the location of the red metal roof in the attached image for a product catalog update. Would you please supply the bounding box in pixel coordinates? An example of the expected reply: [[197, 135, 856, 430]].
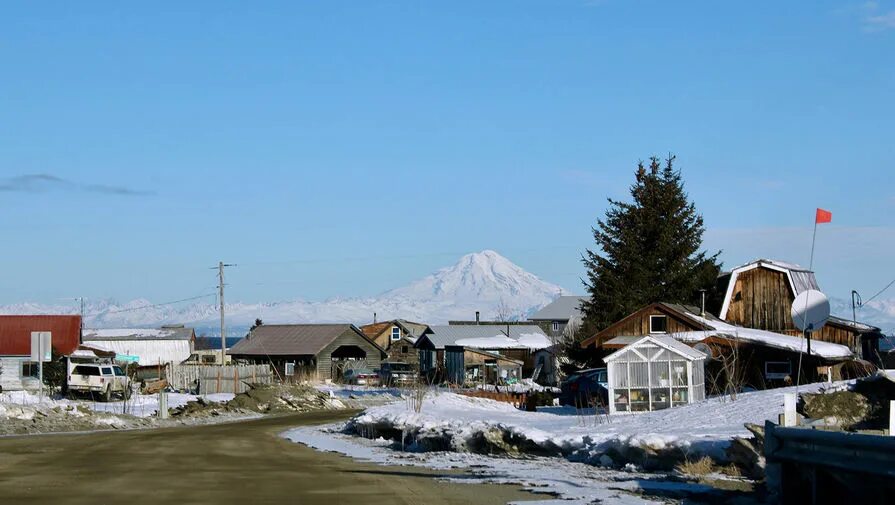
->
[[0, 315, 81, 356]]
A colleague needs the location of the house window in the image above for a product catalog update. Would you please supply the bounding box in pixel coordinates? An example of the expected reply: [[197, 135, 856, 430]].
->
[[402, 346, 409, 354], [552, 322, 560, 332], [391, 326, 401, 341], [285, 362, 295, 376], [765, 361, 792, 380], [649, 315, 668, 334]]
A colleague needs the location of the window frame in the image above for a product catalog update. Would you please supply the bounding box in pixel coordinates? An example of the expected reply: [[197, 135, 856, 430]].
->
[[649, 315, 668, 334], [391, 326, 401, 341], [765, 361, 792, 380]]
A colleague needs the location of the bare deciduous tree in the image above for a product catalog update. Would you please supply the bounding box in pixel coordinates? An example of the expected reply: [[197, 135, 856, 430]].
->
[[494, 298, 513, 322]]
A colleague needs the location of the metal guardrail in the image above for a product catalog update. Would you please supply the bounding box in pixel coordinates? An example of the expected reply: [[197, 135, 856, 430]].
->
[[766, 421, 895, 477], [764, 420, 895, 504]]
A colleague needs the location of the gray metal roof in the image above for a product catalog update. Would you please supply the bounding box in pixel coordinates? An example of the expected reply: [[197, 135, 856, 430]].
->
[[423, 324, 547, 350], [529, 296, 588, 321], [229, 324, 370, 356]]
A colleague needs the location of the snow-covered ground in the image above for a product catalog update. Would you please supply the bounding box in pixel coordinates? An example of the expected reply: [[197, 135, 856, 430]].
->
[[0, 389, 234, 418], [284, 423, 721, 505], [345, 383, 834, 462], [281, 384, 833, 503]]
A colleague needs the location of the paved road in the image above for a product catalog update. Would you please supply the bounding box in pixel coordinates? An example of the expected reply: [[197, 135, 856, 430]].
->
[[0, 411, 532, 505]]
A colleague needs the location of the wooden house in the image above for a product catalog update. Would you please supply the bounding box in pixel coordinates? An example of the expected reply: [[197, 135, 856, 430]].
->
[[581, 302, 857, 390], [718, 259, 883, 359], [229, 324, 386, 382], [359, 319, 431, 368], [528, 295, 588, 339]]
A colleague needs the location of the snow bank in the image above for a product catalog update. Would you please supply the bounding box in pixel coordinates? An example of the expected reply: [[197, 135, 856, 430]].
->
[[345, 383, 835, 467], [284, 424, 718, 505], [0, 389, 234, 418]]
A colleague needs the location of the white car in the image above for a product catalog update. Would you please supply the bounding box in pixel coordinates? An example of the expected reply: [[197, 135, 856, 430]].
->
[[68, 364, 132, 401]]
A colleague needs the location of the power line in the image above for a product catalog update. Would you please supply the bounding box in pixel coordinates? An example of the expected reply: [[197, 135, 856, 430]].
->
[[862, 278, 895, 305], [84, 293, 216, 317]]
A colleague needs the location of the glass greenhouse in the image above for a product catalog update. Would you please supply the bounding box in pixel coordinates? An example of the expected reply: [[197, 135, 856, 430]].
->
[[605, 335, 706, 414]]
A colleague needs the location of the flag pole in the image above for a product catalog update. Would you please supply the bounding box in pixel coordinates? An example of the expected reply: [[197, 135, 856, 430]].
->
[[797, 211, 822, 391], [808, 219, 818, 271]]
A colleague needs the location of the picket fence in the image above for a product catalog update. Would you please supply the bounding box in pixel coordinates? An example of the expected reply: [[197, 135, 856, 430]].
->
[[167, 364, 273, 394]]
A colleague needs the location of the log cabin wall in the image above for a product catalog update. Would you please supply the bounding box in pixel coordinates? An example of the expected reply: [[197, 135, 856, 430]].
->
[[590, 305, 704, 347], [724, 266, 858, 349]]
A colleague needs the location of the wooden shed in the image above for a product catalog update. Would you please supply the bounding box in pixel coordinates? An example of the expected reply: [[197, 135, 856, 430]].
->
[[444, 345, 523, 386], [605, 335, 706, 414]]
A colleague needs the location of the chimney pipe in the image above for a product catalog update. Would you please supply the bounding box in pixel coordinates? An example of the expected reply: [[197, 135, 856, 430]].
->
[[373, 312, 377, 324], [699, 290, 706, 317], [475, 311, 480, 325]]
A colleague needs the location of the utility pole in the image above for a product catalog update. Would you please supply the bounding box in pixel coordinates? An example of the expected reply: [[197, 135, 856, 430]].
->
[[215, 262, 236, 366], [79, 297, 85, 339]]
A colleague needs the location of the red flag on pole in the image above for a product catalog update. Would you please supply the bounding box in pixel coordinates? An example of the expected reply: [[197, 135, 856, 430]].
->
[[815, 208, 832, 224]]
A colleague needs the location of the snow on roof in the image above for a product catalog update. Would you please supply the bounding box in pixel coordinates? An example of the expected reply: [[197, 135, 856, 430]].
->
[[529, 296, 588, 321], [604, 335, 706, 362], [454, 332, 551, 351], [426, 325, 549, 350], [685, 312, 853, 360], [82, 327, 194, 341]]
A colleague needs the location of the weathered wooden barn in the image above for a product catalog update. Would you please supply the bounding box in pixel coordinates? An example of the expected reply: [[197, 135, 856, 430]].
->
[[718, 259, 883, 359], [229, 324, 386, 382]]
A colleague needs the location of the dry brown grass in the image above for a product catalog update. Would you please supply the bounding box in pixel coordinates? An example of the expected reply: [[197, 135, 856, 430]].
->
[[675, 456, 716, 476], [720, 464, 742, 478]]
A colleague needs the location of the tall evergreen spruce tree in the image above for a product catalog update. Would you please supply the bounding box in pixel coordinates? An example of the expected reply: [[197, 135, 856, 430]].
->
[[580, 156, 721, 337]]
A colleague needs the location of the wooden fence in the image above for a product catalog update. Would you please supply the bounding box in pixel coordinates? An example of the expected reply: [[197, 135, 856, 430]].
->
[[457, 390, 529, 409], [167, 364, 273, 394]]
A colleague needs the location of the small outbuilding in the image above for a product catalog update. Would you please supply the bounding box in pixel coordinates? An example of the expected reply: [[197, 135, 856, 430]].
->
[[81, 325, 195, 371], [605, 335, 706, 414]]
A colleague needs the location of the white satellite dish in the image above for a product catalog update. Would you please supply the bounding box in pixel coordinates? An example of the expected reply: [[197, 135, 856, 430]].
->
[[791, 289, 830, 333]]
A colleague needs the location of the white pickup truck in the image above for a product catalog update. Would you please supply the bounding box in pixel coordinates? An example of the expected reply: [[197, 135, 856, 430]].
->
[[68, 364, 132, 401]]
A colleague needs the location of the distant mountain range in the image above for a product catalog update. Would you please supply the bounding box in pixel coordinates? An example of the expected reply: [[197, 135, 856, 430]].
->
[[2, 250, 893, 337], [0, 250, 566, 336]]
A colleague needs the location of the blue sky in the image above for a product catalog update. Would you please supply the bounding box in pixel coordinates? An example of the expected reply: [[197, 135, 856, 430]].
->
[[1, 1, 893, 307]]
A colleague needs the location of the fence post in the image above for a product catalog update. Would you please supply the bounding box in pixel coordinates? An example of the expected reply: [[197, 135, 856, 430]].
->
[[889, 400, 894, 436], [784, 393, 797, 427], [233, 368, 238, 394], [158, 390, 168, 419], [217, 368, 221, 394]]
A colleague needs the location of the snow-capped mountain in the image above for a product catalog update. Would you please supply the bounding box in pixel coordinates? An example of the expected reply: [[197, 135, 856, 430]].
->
[[0, 251, 566, 334], [830, 297, 895, 335]]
